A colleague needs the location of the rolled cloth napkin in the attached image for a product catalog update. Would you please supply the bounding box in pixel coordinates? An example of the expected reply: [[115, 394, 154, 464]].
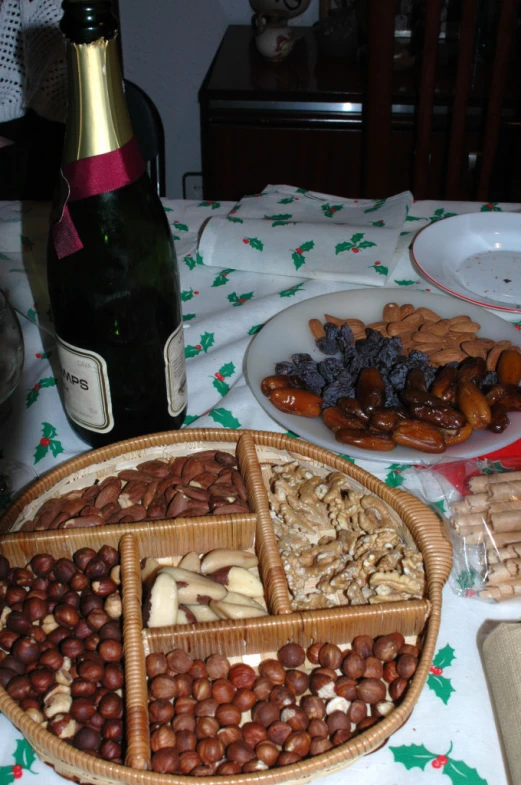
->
[[482, 622, 521, 783], [197, 185, 413, 286]]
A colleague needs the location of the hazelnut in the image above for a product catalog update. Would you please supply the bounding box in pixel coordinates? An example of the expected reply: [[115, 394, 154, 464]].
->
[[54, 604, 79, 629], [252, 676, 273, 701], [191, 765, 216, 777], [0, 668, 17, 688], [30, 554, 55, 576], [232, 687, 256, 712], [71, 679, 97, 698], [100, 740, 122, 761], [98, 692, 123, 719], [7, 675, 33, 701], [25, 707, 45, 725], [215, 703, 241, 727], [150, 724, 177, 752], [149, 699, 174, 725], [211, 678, 235, 704], [78, 659, 103, 682], [347, 699, 367, 724], [358, 717, 378, 730], [192, 677, 212, 702], [23, 597, 47, 622], [176, 729, 197, 752], [49, 714, 77, 739], [6, 587, 27, 606], [71, 697, 97, 723], [188, 659, 207, 680], [102, 663, 124, 691], [243, 759, 269, 772], [74, 619, 92, 640], [47, 626, 70, 647], [228, 662, 256, 689], [373, 700, 395, 718], [389, 677, 408, 702], [80, 593, 103, 617], [356, 678, 386, 705], [28, 668, 55, 694], [267, 720, 292, 745], [259, 658, 285, 685], [341, 652, 365, 680], [334, 676, 357, 701], [12, 568, 34, 587], [301, 695, 326, 720], [150, 675, 177, 700], [226, 740, 255, 764], [6, 612, 32, 636], [256, 740, 279, 767], [98, 620, 122, 642], [70, 573, 89, 592], [399, 643, 420, 658], [387, 632, 405, 649], [241, 721, 267, 747], [396, 654, 418, 679], [327, 710, 350, 734], [97, 545, 119, 568], [47, 582, 68, 602], [217, 725, 242, 748], [251, 700, 280, 728], [280, 706, 309, 732], [102, 718, 123, 742], [178, 751, 201, 774], [363, 656, 384, 680], [270, 685, 296, 709], [12, 637, 41, 664], [91, 578, 117, 598], [85, 558, 109, 580], [60, 637, 84, 660], [87, 711, 105, 732], [309, 672, 336, 700], [171, 673, 193, 698], [306, 642, 324, 665], [84, 634, 101, 652], [73, 548, 97, 571], [195, 716, 220, 739], [151, 747, 179, 774], [173, 714, 196, 732], [318, 643, 343, 671], [0, 629, 20, 651], [277, 643, 305, 668], [53, 558, 77, 584], [173, 696, 197, 715], [277, 751, 302, 766], [194, 698, 217, 717], [352, 635, 374, 659], [331, 728, 352, 746], [372, 636, 399, 663], [36, 647, 61, 671], [284, 731, 311, 757], [216, 761, 241, 776], [197, 737, 224, 764], [166, 649, 193, 674], [310, 737, 333, 756], [285, 669, 309, 696], [98, 640, 122, 663], [383, 661, 399, 683], [205, 653, 230, 680], [62, 590, 81, 609], [307, 718, 329, 739], [2, 655, 25, 675]]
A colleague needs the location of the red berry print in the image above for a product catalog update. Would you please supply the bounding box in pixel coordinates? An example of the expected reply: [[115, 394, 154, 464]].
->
[[432, 759, 442, 769], [40, 437, 51, 447], [215, 373, 225, 381], [514, 323, 521, 331], [195, 345, 202, 351], [352, 247, 359, 253], [486, 203, 493, 209], [465, 588, 476, 598], [425, 288, 431, 292], [330, 208, 337, 213], [431, 755, 448, 769], [295, 248, 303, 255], [238, 298, 245, 303], [230, 209, 236, 214], [429, 665, 443, 676], [13, 764, 23, 779], [194, 291, 199, 295], [374, 260, 380, 265], [35, 353, 42, 359], [242, 238, 250, 244], [33, 384, 40, 392], [221, 272, 228, 277]]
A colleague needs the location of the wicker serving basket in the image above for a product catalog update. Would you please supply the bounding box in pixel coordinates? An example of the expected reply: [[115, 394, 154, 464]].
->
[[0, 429, 452, 785]]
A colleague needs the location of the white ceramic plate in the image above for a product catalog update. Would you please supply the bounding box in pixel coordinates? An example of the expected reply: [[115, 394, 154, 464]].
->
[[412, 212, 521, 313], [245, 289, 521, 464]]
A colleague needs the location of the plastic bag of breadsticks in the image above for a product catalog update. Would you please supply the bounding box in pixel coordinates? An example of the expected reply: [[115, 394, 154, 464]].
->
[[404, 457, 521, 601]]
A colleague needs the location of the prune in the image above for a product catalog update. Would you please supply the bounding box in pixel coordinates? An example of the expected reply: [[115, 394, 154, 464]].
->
[[389, 363, 410, 390], [377, 336, 402, 366], [317, 358, 345, 384], [299, 370, 326, 396], [275, 361, 297, 376], [316, 337, 339, 355], [291, 353, 313, 365], [338, 323, 355, 351], [481, 370, 498, 387], [408, 349, 430, 365], [323, 380, 356, 407], [324, 322, 340, 341]]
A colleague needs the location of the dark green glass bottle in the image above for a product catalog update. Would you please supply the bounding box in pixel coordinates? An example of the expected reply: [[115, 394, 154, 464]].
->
[[47, 0, 186, 448]]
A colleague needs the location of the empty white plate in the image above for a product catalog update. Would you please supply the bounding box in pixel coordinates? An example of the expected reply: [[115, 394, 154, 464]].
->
[[412, 212, 521, 313]]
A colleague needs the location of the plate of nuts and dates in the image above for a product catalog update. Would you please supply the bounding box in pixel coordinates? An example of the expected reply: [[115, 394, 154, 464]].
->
[[246, 289, 521, 463]]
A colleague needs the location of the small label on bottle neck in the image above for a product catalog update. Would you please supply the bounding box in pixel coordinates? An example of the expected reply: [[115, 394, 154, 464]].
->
[[164, 324, 187, 416], [56, 336, 114, 433]]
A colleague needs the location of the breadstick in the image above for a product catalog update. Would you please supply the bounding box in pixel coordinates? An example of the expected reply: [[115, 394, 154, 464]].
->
[[487, 531, 521, 548], [452, 511, 488, 528], [487, 543, 521, 563], [487, 558, 521, 585], [479, 578, 521, 601], [489, 500, 521, 515], [469, 471, 521, 492], [451, 493, 489, 515], [487, 482, 521, 502], [462, 529, 520, 547], [489, 511, 521, 533]]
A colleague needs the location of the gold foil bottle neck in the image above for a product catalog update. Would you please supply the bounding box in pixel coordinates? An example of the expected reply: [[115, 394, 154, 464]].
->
[[63, 36, 133, 163]]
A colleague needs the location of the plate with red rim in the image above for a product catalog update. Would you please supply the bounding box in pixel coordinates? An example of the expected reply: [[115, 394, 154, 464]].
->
[[412, 212, 521, 313], [245, 288, 521, 464]]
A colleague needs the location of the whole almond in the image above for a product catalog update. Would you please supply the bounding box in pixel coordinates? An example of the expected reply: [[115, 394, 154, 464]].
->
[[415, 307, 441, 322], [430, 348, 467, 365], [487, 340, 513, 371], [387, 321, 414, 337], [461, 340, 487, 360], [308, 319, 325, 339], [399, 303, 415, 319], [383, 302, 400, 321]]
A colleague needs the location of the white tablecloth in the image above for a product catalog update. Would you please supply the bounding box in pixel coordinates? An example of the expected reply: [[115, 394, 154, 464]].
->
[[0, 195, 519, 785]]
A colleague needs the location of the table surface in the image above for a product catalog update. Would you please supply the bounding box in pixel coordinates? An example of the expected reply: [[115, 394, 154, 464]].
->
[[0, 194, 519, 785]]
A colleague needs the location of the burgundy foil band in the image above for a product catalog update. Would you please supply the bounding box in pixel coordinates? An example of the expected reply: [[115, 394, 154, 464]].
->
[[53, 137, 145, 259]]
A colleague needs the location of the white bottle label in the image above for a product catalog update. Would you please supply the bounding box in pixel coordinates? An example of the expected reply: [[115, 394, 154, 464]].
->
[[164, 323, 187, 416], [56, 336, 114, 433]]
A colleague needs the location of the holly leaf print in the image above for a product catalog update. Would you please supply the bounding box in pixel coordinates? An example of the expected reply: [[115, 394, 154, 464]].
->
[[211, 363, 235, 393], [26, 388, 39, 407], [198, 201, 221, 210], [243, 237, 263, 251], [183, 252, 203, 270], [300, 240, 315, 252], [228, 292, 254, 307], [50, 441, 64, 458], [431, 498, 446, 514], [248, 324, 263, 335], [433, 644, 456, 669], [172, 221, 188, 232], [338, 454, 355, 463], [21, 235, 34, 251], [385, 463, 407, 487], [209, 408, 241, 429], [480, 202, 502, 212], [200, 332, 215, 352], [456, 569, 477, 591], [358, 240, 377, 249], [285, 430, 300, 439], [444, 758, 488, 785], [163, 206, 173, 212], [278, 197, 298, 204], [296, 188, 309, 194], [227, 216, 244, 223], [405, 214, 427, 222], [390, 743, 436, 770], [33, 443, 48, 464], [185, 345, 201, 358], [213, 377, 230, 396], [264, 213, 293, 226], [183, 414, 200, 426], [364, 198, 387, 213], [279, 282, 305, 298], [351, 232, 364, 244], [27, 307, 38, 323], [218, 362, 235, 378], [335, 241, 354, 254], [371, 219, 385, 227], [395, 279, 419, 286], [35, 351, 52, 360], [430, 208, 457, 222], [15, 738, 37, 771], [181, 288, 198, 301], [321, 204, 344, 218], [182, 313, 196, 321], [292, 251, 306, 270], [371, 264, 388, 276], [427, 673, 455, 704], [42, 422, 57, 440], [212, 269, 234, 287]]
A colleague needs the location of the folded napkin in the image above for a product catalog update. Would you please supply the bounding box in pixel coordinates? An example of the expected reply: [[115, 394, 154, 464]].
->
[[198, 185, 413, 286]]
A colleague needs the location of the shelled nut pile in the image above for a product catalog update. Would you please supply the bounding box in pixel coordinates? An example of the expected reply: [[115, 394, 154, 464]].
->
[[19, 450, 250, 531], [266, 461, 424, 610], [145, 634, 419, 775], [0, 548, 125, 761]]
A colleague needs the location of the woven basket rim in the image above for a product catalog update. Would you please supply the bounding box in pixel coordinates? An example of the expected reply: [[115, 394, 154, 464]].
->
[[0, 428, 451, 785]]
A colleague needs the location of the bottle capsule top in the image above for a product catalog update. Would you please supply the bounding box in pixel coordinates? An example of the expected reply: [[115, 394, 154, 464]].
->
[[60, 0, 118, 44]]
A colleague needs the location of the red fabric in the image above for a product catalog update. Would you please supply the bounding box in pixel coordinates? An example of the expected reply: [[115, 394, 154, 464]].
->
[[479, 437, 521, 468], [53, 137, 145, 259]]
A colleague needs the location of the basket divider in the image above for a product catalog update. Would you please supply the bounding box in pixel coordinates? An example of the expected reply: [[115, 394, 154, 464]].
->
[[119, 533, 151, 771], [236, 433, 292, 615]]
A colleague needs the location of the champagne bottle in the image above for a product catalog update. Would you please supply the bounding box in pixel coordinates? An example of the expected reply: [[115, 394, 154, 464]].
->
[[47, 0, 187, 448]]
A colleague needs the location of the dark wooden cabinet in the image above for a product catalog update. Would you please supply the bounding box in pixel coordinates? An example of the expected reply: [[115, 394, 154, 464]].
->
[[199, 25, 521, 202]]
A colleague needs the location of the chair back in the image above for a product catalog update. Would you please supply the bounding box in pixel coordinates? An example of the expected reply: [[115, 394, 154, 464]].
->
[[124, 79, 166, 197], [364, 0, 518, 200]]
